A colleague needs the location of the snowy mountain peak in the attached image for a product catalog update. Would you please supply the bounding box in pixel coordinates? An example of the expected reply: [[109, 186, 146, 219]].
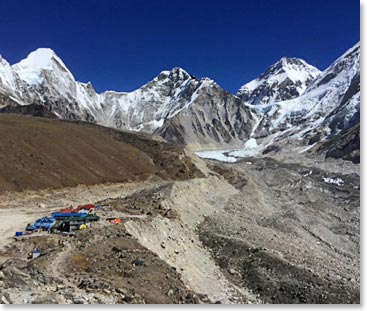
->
[[249, 42, 360, 152], [257, 57, 320, 81], [15, 48, 56, 69], [167, 67, 192, 81], [12, 48, 74, 85], [279, 56, 308, 66], [155, 67, 192, 83], [237, 56, 321, 105]]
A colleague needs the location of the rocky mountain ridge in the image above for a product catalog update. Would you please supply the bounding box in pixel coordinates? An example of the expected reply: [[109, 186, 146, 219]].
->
[[0, 50, 256, 149], [0, 43, 360, 156]]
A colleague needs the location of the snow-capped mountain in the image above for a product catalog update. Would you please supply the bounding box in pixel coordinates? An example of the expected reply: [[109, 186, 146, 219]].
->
[[237, 57, 321, 105], [100, 68, 208, 133], [99, 68, 255, 147], [0, 42, 360, 158], [12, 48, 73, 86], [0, 50, 255, 149], [0, 48, 104, 122], [248, 42, 360, 153], [198, 42, 360, 163]]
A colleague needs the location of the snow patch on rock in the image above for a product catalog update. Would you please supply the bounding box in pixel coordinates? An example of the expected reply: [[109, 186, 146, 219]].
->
[[322, 177, 344, 186]]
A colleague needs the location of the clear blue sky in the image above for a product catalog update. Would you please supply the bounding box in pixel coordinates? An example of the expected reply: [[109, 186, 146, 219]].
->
[[0, 0, 360, 94]]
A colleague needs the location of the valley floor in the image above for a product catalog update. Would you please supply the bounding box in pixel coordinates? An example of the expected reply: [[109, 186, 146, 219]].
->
[[0, 155, 360, 304]]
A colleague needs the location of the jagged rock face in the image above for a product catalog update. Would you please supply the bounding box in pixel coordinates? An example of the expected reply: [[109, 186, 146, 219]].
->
[[323, 72, 360, 136], [156, 82, 255, 148], [237, 57, 321, 105], [99, 68, 203, 133], [0, 56, 36, 103], [0, 103, 58, 118], [315, 124, 360, 164], [306, 44, 360, 140], [0, 57, 18, 92]]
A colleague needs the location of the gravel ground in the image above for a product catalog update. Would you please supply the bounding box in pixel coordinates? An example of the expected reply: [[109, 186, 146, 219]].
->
[[0, 155, 360, 304]]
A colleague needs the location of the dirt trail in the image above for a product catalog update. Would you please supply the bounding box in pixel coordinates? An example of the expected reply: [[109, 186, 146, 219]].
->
[[48, 242, 73, 287]]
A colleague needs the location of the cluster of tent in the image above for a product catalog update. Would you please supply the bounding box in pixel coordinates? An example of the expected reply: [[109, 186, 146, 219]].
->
[[21, 204, 101, 235]]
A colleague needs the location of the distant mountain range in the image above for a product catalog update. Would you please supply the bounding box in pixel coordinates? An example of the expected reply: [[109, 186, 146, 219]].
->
[[0, 42, 360, 161]]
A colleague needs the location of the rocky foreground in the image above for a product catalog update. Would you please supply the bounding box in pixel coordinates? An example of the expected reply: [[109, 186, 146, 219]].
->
[[0, 152, 359, 304]]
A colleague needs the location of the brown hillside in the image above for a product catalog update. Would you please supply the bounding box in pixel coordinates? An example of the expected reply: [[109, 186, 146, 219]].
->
[[0, 114, 202, 192]]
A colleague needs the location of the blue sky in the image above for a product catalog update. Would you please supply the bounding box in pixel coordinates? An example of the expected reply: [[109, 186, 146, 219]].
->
[[0, 0, 360, 93]]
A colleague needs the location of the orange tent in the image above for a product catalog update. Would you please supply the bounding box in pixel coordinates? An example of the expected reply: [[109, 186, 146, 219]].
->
[[110, 218, 121, 225]]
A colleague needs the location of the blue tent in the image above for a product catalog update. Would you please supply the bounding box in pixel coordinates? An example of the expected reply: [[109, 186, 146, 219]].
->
[[26, 217, 56, 231]]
